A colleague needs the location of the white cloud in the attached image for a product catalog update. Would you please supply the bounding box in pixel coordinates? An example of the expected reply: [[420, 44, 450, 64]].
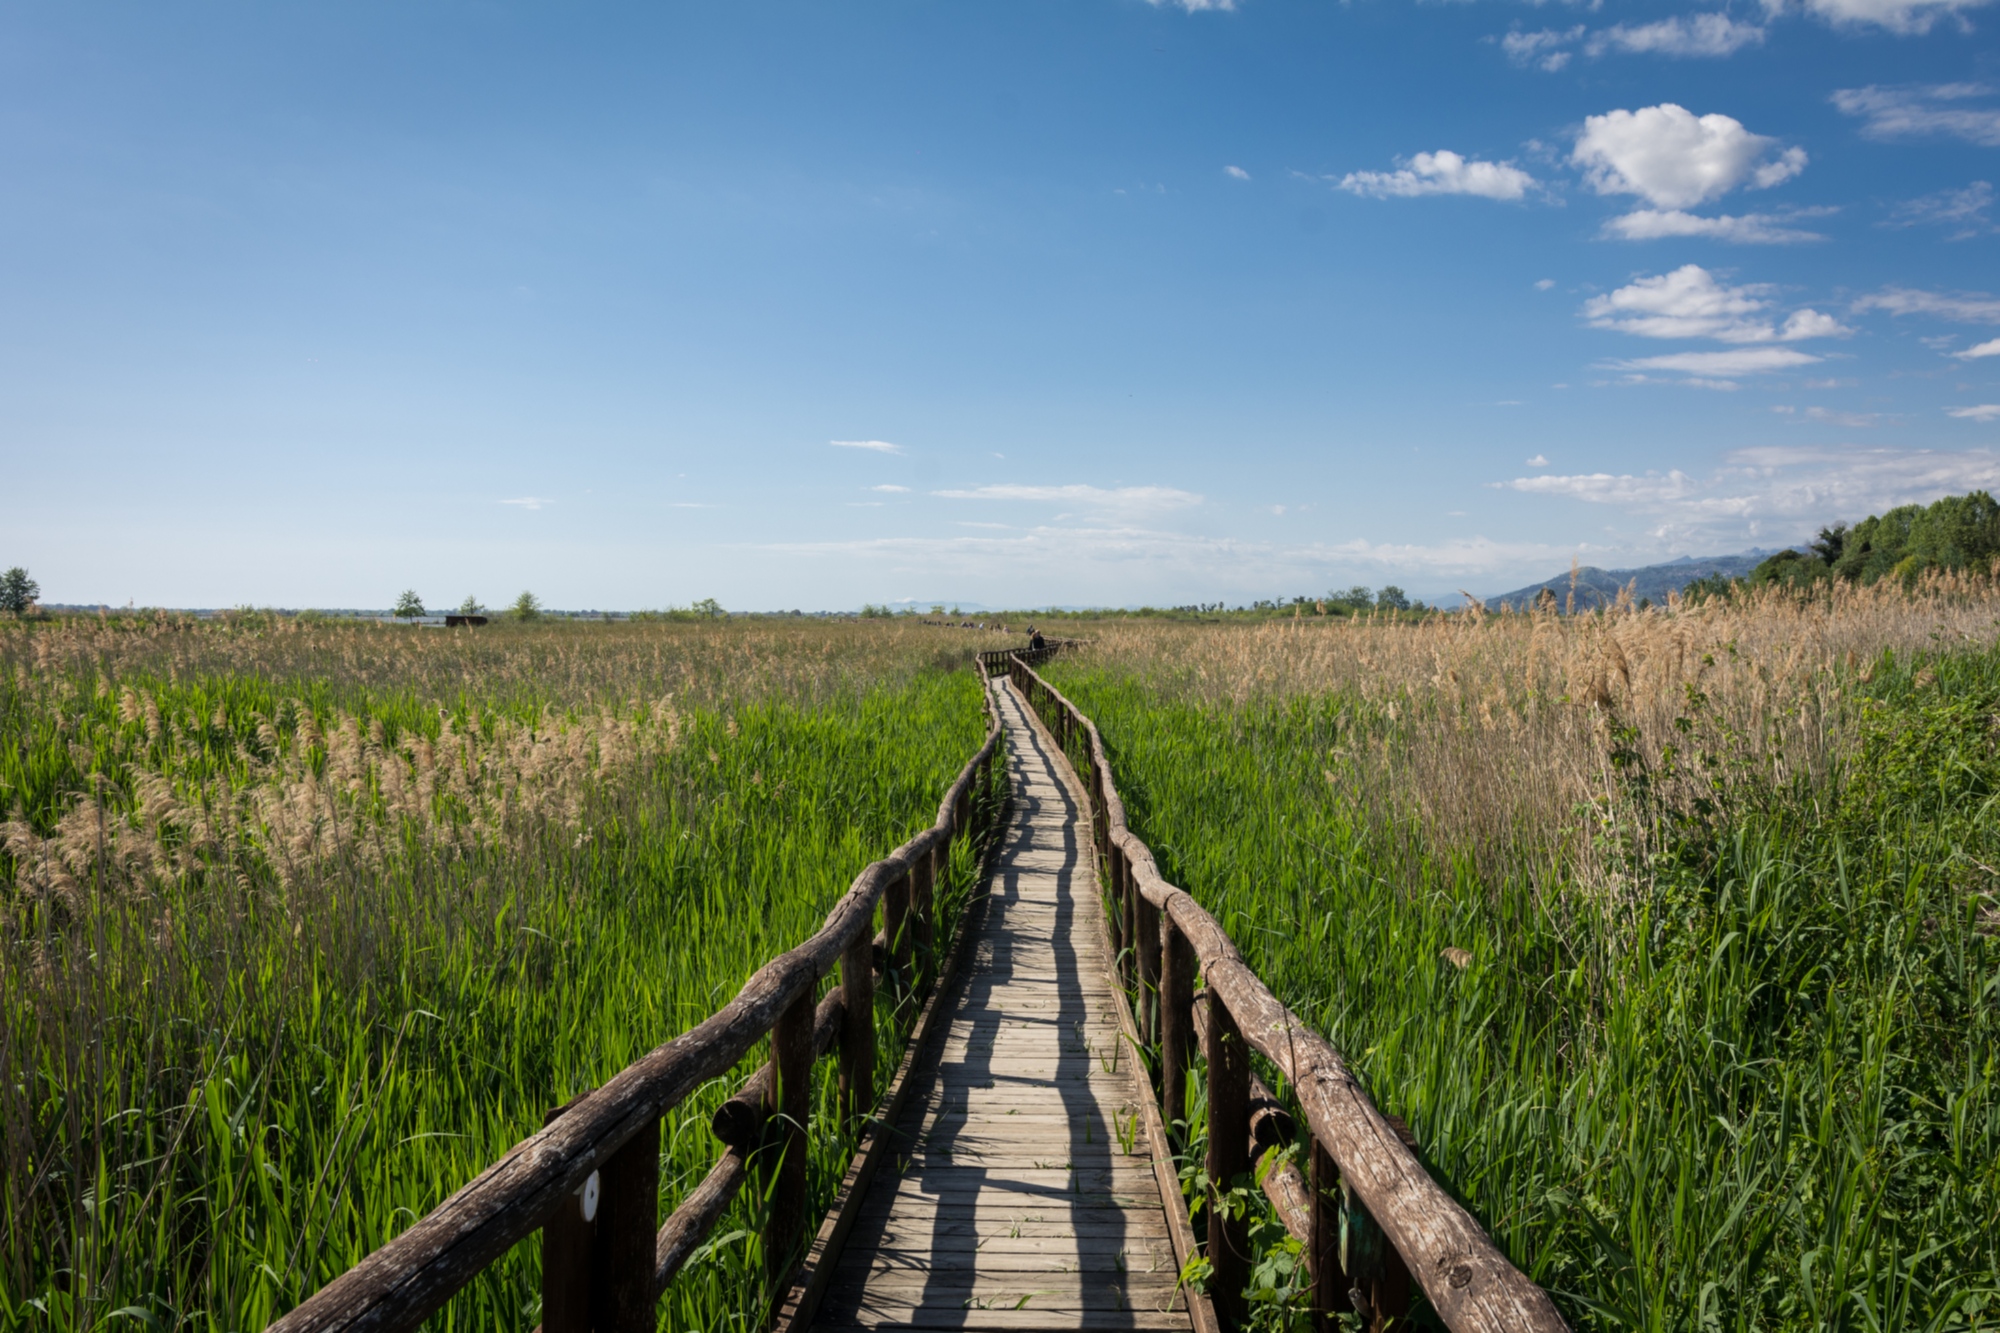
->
[[1527, 454, 1551, 466], [831, 439, 904, 455], [932, 484, 1205, 514], [1853, 287, 2000, 322], [1607, 347, 1825, 375], [869, 484, 911, 493], [1795, 0, 1991, 33], [1339, 151, 1538, 201], [1503, 17, 1762, 70], [1224, 164, 1251, 180], [1586, 14, 1767, 56], [1886, 182, 1995, 238], [1833, 85, 2000, 144], [1535, 278, 1557, 290], [1150, 0, 1237, 9], [1949, 404, 2000, 421], [1502, 27, 1583, 71], [499, 497, 551, 510], [1572, 105, 1806, 209], [1957, 338, 2000, 359], [1602, 208, 1829, 243], [1582, 266, 1850, 343], [1501, 444, 2000, 552], [1803, 407, 1881, 427]]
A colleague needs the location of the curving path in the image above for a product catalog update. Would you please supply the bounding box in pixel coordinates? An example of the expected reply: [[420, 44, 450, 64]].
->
[[811, 680, 1192, 1332]]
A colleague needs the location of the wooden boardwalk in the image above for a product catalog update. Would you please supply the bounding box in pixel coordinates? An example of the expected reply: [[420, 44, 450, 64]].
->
[[813, 680, 1193, 1332]]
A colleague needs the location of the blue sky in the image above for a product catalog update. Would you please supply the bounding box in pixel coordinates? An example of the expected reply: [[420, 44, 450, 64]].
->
[[4, 0, 1998, 610]]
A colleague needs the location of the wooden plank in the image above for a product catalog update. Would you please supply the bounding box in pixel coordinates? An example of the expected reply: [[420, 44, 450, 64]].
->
[[808, 680, 1192, 1333]]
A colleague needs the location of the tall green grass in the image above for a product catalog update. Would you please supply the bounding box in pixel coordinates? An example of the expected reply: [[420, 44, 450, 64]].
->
[[1049, 647, 2000, 1331], [1, 620, 997, 1331]]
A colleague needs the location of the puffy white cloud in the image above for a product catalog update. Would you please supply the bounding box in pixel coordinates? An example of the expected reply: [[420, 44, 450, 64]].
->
[[1833, 85, 2000, 144], [1602, 208, 1829, 243], [1583, 266, 1850, 343], [1586, 14, 1767, 55], [1794, 0, 1991, 33], [1606, 347, 1825, 375], [1956, 338, 2000, 359], [1224, 165, 1251, 180], [1949, 405, 2000, 421], [932, 484, 1204, 514], [1853, 287, 2000, 322], [1572, 105, 1806, 209], [1528, 454, 1551, 466], [1338, 151, 1539, 201]]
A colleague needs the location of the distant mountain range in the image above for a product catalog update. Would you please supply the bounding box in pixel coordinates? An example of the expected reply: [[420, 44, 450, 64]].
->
[[1485, 550, 1776, 611]]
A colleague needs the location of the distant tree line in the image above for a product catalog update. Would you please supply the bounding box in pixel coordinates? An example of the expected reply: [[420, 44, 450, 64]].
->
[[1738, 491, 2000, 594]]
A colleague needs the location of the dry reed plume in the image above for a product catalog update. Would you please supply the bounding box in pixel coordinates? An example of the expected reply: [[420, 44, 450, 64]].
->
[[1075, 572, 2000, 891]]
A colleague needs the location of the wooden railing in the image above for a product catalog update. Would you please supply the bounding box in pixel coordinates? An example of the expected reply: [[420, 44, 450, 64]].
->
[[1006, 655, 1568, 1333], [267, 686, 1007, 1333]]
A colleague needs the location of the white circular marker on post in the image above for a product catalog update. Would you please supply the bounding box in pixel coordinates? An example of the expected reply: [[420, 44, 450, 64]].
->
[[578, 1169, 600, 1222]]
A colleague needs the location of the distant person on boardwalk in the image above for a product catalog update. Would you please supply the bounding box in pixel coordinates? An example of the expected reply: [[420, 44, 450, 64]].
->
[[1028, 626, 1047, 652]]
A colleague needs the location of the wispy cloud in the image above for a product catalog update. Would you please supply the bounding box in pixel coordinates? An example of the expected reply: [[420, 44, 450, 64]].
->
[[1956, 338, 2000, 360], [1502, 16, 1764, 70], [1948, 404, 2000, 421], [1605, 348, 1825, 376], [870, 484, 911, 493], [1338, 151, 1539, 201], [830, 439, 905, 455], [1587, 14, 1766, 56], [1603, 208, 1831, 244], [933, 483, 1205, 514], [499, 497, 551, 510], [1833, 85, 2000, 145], [1853, 286, 2000, 322], [1886, 182, 1995, 239], [1224, 164, 1251, 180], [1501, 445, 2000, 549], [1798, 0, 1992, 35]]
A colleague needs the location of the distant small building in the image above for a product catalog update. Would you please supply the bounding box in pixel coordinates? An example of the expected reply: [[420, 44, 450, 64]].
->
[[445, 614, 489, 628]]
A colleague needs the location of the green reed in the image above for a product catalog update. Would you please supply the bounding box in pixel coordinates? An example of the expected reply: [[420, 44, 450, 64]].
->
[[0, 619, 999, 1331], [1049, 645, 2000, 1331]]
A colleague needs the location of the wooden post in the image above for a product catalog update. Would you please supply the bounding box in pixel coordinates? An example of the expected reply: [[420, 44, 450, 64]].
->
[[1124, 864, 1141, 990], [1106, 846, 1126, 961], [766, 986, 815, 1293], [1206, 994, 1250, 1329], [1161, 921, 1194, 1137], [839, 925, 875, 1128], [1341, 1120, 1415, 1330], [589, 1116, 659, 1333], [884, 872, 911, 1000], [540, 1102, 595, 1333], [1310, 1136, 1351, 1329], [1135, 888, 1161, 1048], [911, 848, 936, 997]]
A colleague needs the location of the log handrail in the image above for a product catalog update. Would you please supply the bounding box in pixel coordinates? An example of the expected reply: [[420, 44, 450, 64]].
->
[[267, 682, 1007, 1333], [1007, 654, 1567, 1333]]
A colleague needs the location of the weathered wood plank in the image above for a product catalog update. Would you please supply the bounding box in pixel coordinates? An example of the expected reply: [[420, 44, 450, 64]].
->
[[808, 681, 1193, 1333]]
